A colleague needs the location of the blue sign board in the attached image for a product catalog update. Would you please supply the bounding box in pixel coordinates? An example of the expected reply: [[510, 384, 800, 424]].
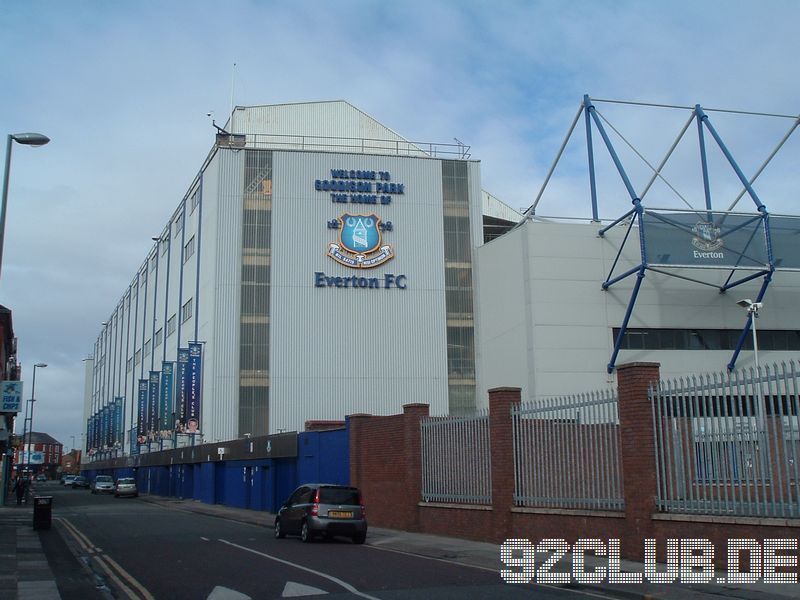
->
[[148, 371, 160, 433], [187, 343, 202, 433], [160, 362, 174, 433], [177, 348, 189, 430], [137, 380, 148, 440], [1, 381, 23, 413]]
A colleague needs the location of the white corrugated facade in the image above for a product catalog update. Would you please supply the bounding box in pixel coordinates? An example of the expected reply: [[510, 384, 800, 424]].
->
[[85, 101, 482, 457], [475, 218, 800, 403]]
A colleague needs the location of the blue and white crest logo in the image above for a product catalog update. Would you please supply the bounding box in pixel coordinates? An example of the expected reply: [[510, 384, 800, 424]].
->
[[691, 220, 723, 252], [328, 213, 394, 268]]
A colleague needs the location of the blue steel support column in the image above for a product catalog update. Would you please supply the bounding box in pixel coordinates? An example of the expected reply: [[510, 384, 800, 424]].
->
[[696, 106, 767, 214], [176, 201, 187, 352], [695, 105, 714, 220], [584, 95, 599, 222], [587, 103, 640, 204], [130, 273, 140, 450], [163, 225, 172, 362], [150, 247, 159, 372], [122, 286, 132, 454], [194, 174, 203, 343], [140, 267, 148, 382], [607, 203, 648, 373], [608, 267, 646, 374], [727, 270, 773, 371]]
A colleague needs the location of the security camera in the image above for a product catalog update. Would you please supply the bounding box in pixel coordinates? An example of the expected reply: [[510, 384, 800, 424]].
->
[[206, 112, 212, 117]]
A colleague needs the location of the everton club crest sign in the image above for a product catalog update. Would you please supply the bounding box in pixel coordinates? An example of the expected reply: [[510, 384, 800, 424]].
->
[[328, 213, 394, 268]]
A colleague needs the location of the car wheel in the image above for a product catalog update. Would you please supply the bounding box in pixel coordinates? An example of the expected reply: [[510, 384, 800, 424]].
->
[[274, 519, 285, 539], [300, 521, 313, 543], [352, 533, 366, 545]]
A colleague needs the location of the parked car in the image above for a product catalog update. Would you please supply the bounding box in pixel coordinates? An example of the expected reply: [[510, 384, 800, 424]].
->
[[114, 477, 138, 498], [62, 475, 76, 487], [274, 484, 366, 544], [36, 474, 47, 482], [91, 475, 114, 494], [70, 475, 89, 489]]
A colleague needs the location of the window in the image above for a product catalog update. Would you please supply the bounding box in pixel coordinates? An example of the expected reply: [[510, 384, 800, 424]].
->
[[143, 340, 151, 357], [154, 328, 163, 348], [161, 235, 169, 255], [134, 350, 141, 365], [150, 254, 157, 272], [181, 299, 193, 323], [184, 236, 195, 263], [167, 314, 176, 337], [127, 358, 133, 373], [190, 190, 200, 214], [174, 212, 184, 237], [613, 328, 800, 351], [140, 270, 147, 286]]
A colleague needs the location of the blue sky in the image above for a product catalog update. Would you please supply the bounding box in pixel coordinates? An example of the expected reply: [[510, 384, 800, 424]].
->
[[2, 0, 799, 448]]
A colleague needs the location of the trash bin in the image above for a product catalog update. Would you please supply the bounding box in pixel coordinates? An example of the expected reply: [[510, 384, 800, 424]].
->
[[33, 496, 53, 530]]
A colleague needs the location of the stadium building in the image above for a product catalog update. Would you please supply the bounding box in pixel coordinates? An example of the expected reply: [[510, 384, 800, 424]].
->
[[83, 101, 520, 458], [84, 98, 800, 461]]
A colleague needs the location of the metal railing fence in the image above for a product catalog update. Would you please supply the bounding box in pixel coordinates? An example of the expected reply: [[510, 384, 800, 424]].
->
[[651, 361, 800, 518], [233, 133, 471, 159], [420, 410, 491, 504], [512, 390, 624, 511]]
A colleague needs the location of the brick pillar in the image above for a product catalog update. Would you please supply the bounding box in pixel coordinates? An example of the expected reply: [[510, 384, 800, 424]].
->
[[489, 387, 519, 542], [346, 414, 371, 490], [403, 403, 429, 531], [616, 362, 660, 560]]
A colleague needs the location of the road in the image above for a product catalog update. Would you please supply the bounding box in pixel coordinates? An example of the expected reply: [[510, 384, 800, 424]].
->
[[46, 482, 590, 600]]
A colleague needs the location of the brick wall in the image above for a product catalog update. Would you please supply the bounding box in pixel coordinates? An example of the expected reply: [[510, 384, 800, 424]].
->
[[348, 364, 800, 563]]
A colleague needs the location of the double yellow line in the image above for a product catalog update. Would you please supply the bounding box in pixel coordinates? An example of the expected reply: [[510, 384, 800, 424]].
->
[[55, 517, 155, 600]]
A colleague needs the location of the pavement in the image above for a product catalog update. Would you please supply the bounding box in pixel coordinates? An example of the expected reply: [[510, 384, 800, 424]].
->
[[0, 489, 798, 599]]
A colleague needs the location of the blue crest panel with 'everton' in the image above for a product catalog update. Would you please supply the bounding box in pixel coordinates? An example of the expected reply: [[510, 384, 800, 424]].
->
[[327, 212, 394, 269], [340, 214, 380, 254]]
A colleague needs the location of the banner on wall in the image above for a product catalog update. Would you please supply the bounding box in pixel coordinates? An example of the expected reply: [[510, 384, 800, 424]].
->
[[137, 380, 148, 444], [186, 343, 203, 434], [148, 371, 160, 437], [160, 362, 174, 438], [104, 405, 112, 447], [176, 348, 189, 432], [113, 397, 123, 446]]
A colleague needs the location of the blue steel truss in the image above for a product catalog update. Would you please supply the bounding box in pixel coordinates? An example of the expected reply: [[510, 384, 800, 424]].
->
[[522, 95, 800, 374]]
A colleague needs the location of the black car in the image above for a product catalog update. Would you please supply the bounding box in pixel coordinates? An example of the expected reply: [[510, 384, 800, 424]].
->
[[70, 475, 89, 489], [275, 484, 367, 544]]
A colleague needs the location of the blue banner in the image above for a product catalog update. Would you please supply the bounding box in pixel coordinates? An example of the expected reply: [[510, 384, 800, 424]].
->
[[101, 406, 109, 448], [87, 417, 94, 451], [148, 371, 160, 434], [113, 397, 123, 445], [187, 343, 202, 433], [137, 380, 148, 442], [176, 348, 189, 430], [129, 428, 139, 455], [160, 362, 174, 434]]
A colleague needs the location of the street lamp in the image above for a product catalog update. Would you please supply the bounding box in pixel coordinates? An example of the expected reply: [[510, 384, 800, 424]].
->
[[24, 363, 47, 475], [737, 299, 762, 372], [0, 133, 50, 281]]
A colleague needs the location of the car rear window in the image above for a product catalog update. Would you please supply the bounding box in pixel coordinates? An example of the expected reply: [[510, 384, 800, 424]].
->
[[319, 487, 360, 505], [117, 478, 135, 484], [96, 476, 112, 482]]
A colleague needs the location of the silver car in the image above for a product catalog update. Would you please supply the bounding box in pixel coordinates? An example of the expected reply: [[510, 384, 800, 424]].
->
[[275, 484, 367, 544], [114, 477, 138, 498], [91, 475, 114, 494]]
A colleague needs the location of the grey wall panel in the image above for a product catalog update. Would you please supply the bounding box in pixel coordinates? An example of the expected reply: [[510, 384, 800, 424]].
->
[[478, 220, 800, 403], [206, 149, 243, 442], [270, 151, 451, 432], [231, 101, 409, 146]]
